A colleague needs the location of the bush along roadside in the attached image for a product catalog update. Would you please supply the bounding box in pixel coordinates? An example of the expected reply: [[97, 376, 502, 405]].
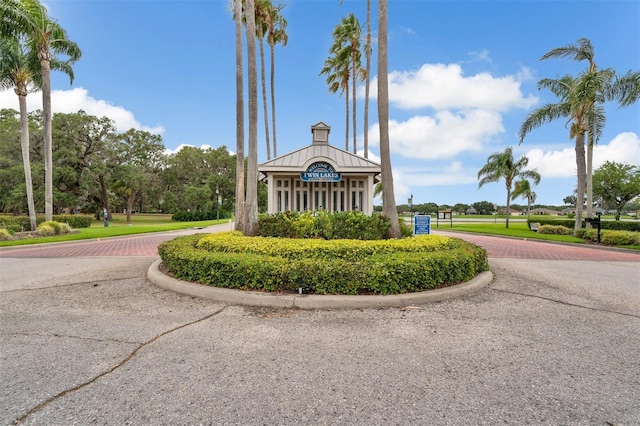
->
[[158, 232, 489, 295], [528, 218, 640, 232], [0, 214, 92, 233], [576, 228, 640, 246]]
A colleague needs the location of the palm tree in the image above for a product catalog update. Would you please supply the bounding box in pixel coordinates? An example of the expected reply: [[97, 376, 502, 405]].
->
[[332, 13, 365, 154], [539, 38, 602, 223], [0, 36, 38, 230], [234, 0, 245, 232], [531, 38, 640, 229], [243, 0, 259, 236], [377, 0, 400, 238], [254, 0, 271, 160], [320, 50, 351, 150], [520, 74, 589, 232], [363, 0, 372, 159], [5, 0, 81, 221], [477, 147, 540, 229], [511, 179, 537, 221], [265, 1, 287, 157]]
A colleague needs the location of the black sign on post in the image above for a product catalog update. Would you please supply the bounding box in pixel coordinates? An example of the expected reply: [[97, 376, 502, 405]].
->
[[585, 213, 602, 243]]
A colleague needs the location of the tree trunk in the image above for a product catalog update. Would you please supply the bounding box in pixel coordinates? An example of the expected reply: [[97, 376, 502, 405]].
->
[[234, 0, 245, 232], [585, 134, 594, 227], [352, 49, 357, 155], [377, 0, 400, 238], [18, 94, 37, 231], [243, 0, 259, 236], [126, 190, 136, 223], [364, 0, 371, 159], [98, 174, 112, 221], [270, 43, 277, 157], [345, 84, 349, 151], [259, 37, 271, 160], [574, 132, 587, 233], [505, 186, 511, 229], [41, 57, 53, 221]]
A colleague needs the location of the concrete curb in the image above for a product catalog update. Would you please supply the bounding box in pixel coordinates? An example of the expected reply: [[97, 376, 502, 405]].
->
[[147, 260, 493, 310]]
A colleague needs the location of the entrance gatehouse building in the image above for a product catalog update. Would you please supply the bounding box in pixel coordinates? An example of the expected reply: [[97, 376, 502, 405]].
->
[[259, 122, 381, 215]]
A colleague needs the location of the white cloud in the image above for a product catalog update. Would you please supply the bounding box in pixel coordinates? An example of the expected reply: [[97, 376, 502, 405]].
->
[[164, 143, 213, 156], [368, 111, 504, 160], [367, 63, 537, 111], [525, 132, 640, 179], [0, 87, 164, 134], [467, 49, 492, 63]]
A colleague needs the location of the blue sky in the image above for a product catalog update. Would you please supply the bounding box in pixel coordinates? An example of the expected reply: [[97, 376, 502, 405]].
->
[[2, 0, 639, 207]]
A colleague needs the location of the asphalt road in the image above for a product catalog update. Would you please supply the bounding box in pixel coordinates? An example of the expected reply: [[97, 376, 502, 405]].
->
[[1, 228, 638, 425]]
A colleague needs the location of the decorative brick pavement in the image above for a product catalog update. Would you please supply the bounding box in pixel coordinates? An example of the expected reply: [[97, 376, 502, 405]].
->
[[0, 230, 638, 261]]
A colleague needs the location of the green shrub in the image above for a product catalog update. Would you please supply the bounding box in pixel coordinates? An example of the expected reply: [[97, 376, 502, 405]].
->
[[257, 211, 392, 240], [529, 218, 640, 232], [40, 221, 62, 234], [0, 215, 32, 233], [537, 224, 571, 235], [158, 232, 489, 295], [172, 211, 229, 221], [0, 228, 12, 241], [0, 214, 91, 232], [37, 224, 56, 236], [399, 218, 413, 237], [578, 229, 640, 246], [53, 214, 93, 228], [600, 231, 635, 246]]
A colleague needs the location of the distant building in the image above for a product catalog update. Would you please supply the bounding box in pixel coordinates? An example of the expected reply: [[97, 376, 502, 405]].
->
[[258, 122, 381, 215], [497, 207, 522, 216]]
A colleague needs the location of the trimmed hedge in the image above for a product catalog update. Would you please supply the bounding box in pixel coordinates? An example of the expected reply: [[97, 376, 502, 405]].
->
[[0, 214, 92, 233], [537, 225, 571, 235], [576, 228, 640, 246], [158, 232, 489, 295], [258, 211, 392, 240], [529, 218, 640, 232], [172, 210, 230, 221]]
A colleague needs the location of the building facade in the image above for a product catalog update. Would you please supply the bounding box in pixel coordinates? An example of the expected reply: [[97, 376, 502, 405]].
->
[[258, 122, 381, 215]]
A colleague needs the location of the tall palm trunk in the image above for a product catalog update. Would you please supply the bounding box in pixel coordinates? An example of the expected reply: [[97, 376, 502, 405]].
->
[[234, 0, 245, 232], [345, 84, 349, 151], [270, 43, 277, 157], [505, 183, 512, 229], [18, 93, 37, 230], [585, 133, 594, 226], [351, 47, 357, 154], [244, 0, 259, 236], [574, 132, 587, 232], [40, 54, 53, 220], [363, 0, 371, 159], [377, 0, 400, 238], [259, 36, 271, 160]]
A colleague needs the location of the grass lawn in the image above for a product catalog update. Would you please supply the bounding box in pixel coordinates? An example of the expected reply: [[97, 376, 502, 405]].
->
[[0, 213, 227, 247]]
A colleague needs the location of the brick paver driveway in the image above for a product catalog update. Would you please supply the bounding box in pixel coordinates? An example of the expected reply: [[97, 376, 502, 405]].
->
[[1, 226, 638, 262]]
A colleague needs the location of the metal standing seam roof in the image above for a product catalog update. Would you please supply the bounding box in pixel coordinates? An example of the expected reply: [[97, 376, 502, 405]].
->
[[259, 144, 381, 172]]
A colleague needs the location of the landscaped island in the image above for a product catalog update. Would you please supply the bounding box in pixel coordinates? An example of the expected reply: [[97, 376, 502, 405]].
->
[[158, 212, 489, 295]]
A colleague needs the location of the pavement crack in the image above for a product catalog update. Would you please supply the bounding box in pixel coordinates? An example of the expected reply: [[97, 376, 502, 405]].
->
[[0, 276, 142, 294], [490, 288, 640, 319], [13, 306, 226, 425]]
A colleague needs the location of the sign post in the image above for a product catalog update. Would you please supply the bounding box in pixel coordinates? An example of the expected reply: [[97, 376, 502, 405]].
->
[[414, 214, 431, 235]]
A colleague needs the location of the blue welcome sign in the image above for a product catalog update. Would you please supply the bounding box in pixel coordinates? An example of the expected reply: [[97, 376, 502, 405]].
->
[[414, 214, 431, 235], [301, 162, 341, 182]]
